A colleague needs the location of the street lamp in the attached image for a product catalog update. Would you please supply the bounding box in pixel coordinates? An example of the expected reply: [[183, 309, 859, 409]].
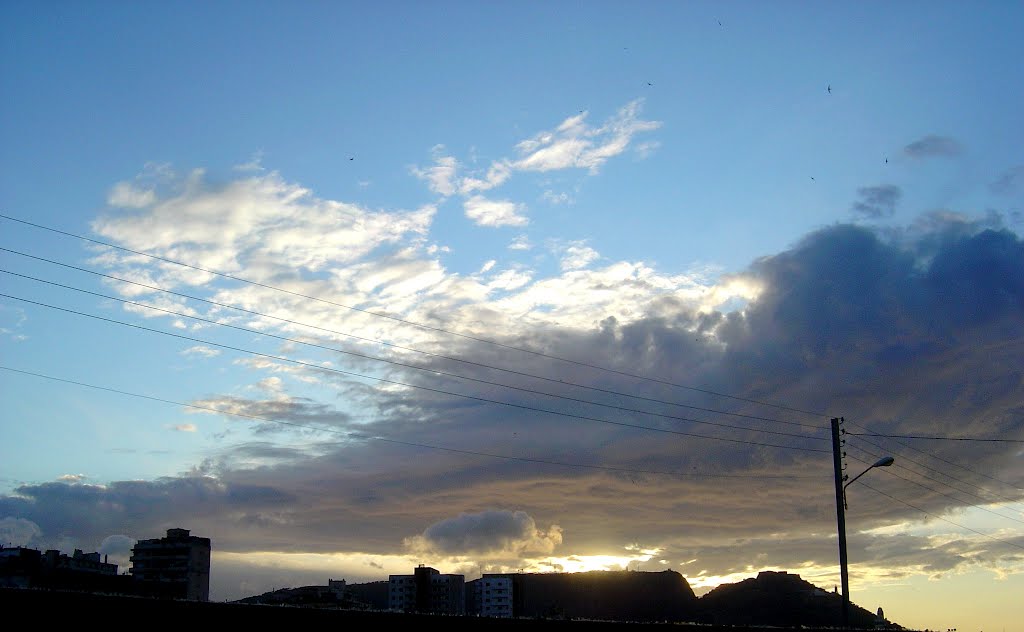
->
[[831, 417, 894, 628], [844, 456, 894, 509]]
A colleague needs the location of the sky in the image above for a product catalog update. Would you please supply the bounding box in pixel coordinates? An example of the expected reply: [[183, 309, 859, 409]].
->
[[1, 1, 1023, 629]]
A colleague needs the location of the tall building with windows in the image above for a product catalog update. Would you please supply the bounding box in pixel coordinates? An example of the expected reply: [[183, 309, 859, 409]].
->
[[468, 574, 513, 618], [388, 565, 464, 614], [129, 528, 211, 601]]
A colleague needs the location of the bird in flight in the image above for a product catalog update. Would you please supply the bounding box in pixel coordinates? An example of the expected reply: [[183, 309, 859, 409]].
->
[[827, 84, 832, 94]]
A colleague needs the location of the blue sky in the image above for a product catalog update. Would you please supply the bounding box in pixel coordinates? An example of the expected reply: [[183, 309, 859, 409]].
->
[[2, 2, 1023, 630]]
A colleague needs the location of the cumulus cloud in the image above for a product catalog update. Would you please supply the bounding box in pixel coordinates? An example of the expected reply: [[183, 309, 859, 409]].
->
[[108, 181, 156, 208], [903, 134, 963, 158], [12, 157, 1022, 604], [463, 195, 528, 227], [459, 160, 513, 195], [99, 534, 136, 569], [0, 516, 43, 546], [851, 184, 902, 219], [92, 169, 435, 281], [403, 510, 563, 556], [58, 474, 87, 483], [560, 243, 600, 271], [411, 148, 459, 197]]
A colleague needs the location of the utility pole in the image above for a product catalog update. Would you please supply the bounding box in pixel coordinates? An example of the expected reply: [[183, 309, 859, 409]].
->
[[831, 416, 850, 627]]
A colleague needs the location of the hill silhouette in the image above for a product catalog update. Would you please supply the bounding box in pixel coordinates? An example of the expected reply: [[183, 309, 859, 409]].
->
[[695, 570, 891, 628], [235, 568, 895, 628]]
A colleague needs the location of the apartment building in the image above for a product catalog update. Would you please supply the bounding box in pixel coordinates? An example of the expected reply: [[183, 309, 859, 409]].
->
[[468, 574, 514, 618], [129, 528, 211, 601], [388, 564, 465, 614]]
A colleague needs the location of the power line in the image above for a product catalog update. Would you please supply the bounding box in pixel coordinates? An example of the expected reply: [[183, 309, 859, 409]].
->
[[844, 421, 1023, 501], [845, 447, 1024, 526], [0, 366, 823, 481], [0, 213, 827, 417], [858, 480, 1024, 552], [0, 269, 827, 442], [0, 292, 831, 454], [848, 431, 1024, 444], [846, 433, 1022, 506], [0, 248, 824, 432]]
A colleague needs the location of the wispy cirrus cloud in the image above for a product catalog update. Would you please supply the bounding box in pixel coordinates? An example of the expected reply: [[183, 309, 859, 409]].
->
[[514, 100, 660, 173], [412, 99, 660, 227]]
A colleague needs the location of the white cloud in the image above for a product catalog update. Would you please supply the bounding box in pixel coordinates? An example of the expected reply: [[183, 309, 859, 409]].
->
[[182, 345, 221, 357], [514, 99, 661, 174], [57, 474, 87, 483], [92, 170, 436, 287], [255, 377, 285, 394], [409, 101, 658, 224], [170, 423, 198, 432], [509, 235, 532, 250], [234, 150, 266, 172], [479, 260, 497, 273], [458, 160, 513, 195], [464, 195, 528, 227], [634, 140, 661, 159], [108, 182, 156, 208], [542, 190, 573, 205], [487, 268, 532, 291], [412, 152, 459, 197], [560, 243, 600, 271]]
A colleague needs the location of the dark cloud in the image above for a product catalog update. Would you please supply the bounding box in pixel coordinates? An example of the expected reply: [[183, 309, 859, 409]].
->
[[0, 477, 295, 553], [903, 134, 963, 158], [405, 509, 561, 556], [851, 185, 902, 219], [990, 165, 1024, 195], [189, 395, 354, 435], [2, 217, 1023, 600]]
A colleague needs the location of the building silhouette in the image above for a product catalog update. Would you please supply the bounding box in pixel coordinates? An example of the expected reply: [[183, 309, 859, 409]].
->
[[388, 565, 465, 614], [130, 528, 211, 601], [467, 574, 514, 618]]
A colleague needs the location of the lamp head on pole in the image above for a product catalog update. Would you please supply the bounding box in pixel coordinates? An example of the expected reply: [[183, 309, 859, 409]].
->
[[872, 456, 894, 468], [843, 456, 895, 507]]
